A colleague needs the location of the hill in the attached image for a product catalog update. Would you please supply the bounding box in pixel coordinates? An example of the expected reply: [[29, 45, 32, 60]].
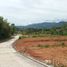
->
[[16, 21, 67, 30]]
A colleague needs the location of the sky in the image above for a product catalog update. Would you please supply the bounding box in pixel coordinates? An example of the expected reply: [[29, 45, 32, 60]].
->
[[0, 0, 67, 26]]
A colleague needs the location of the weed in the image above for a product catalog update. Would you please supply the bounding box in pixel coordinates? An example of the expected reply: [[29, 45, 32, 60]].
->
[[19, 36, 22, 39], [37, 44, 50, 48], [61, 42, 65, 47]]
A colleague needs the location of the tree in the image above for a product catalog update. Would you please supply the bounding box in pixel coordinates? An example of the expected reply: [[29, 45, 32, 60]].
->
[[0, 16, 16, 39], [10, 24, 16, 35]]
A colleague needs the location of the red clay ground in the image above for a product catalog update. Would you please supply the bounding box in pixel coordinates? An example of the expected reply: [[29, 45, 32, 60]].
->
[[14, 36, 67, 67]]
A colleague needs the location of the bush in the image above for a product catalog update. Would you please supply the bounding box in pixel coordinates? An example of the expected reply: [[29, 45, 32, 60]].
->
[[19, 36, 22, 39]]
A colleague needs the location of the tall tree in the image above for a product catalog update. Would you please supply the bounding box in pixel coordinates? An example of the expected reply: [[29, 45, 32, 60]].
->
[[0, 16, 16, 39]]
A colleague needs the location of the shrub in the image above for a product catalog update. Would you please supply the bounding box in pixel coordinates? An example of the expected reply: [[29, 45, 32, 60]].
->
[[61, 42, 65, 47], [44, 45, 50, 48], [19, 36, 22, 39]]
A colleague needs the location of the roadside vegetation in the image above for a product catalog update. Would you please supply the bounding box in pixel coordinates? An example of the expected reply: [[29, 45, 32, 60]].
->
[[0, 16, 16, 40]]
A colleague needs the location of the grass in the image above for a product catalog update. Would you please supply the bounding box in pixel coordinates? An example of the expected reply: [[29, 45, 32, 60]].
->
[[18, 35, 29, 39], [37, 42, 67, 48], [21, 34, 62, 38], [61, 42, 66, 47], [37, 44, 50, 48]]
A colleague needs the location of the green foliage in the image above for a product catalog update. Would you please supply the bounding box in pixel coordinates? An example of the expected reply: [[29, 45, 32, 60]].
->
[[21, 22, 67, 36], [10, 24, 16, 35], [19, 36, 22, 39], [18, 35, 29, 39], [0, 16, 16, 39]]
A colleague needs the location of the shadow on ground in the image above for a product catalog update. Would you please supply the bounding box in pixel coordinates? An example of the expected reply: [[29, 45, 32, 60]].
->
[[0, 36, 14, 43]]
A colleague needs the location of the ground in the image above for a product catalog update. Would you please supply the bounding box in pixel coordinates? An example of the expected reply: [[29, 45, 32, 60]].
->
[[14, 36, 67, 67], [0, 35, 46, 67]]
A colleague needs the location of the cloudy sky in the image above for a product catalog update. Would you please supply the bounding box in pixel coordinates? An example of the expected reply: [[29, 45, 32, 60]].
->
[[0, 0, 67, 25]]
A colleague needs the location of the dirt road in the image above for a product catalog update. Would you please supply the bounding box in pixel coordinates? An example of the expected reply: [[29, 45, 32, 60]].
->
[[0, 35, 51, 67]]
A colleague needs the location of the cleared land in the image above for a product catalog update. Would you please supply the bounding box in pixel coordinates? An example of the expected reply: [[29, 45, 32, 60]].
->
[[14, 36, 67, 67]]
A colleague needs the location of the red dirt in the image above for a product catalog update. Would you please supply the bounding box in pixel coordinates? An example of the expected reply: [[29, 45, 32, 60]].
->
[[14, 36, 67, 67]]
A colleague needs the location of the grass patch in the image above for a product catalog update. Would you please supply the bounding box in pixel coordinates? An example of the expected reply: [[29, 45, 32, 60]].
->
[[37, 42, 67, 48], [19, 36, 22, 39], [18, 35, 28, 39], [37, 44, 50, 48], [61, 42, 66, 47]]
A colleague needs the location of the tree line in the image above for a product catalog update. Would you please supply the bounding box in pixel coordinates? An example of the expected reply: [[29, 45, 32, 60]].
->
[[0, 16, 16, 39], [21, 22, 67, 36]]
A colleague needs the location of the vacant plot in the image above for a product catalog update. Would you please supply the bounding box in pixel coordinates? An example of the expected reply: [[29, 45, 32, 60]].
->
[[14, 36, 67, 67]]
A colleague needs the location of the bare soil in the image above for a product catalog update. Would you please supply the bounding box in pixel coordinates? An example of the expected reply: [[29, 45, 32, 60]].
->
[[14, 36, 67, 67]]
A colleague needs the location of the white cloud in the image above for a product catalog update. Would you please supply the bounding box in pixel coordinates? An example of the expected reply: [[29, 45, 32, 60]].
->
[[0, 0, 67, 25]]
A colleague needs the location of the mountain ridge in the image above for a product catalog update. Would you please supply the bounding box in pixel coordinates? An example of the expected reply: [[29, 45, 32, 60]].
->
[[16, 21, 67, 29]]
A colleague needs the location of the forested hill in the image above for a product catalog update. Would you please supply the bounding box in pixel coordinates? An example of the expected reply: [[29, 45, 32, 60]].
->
[[16, 21, 67, 29]]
